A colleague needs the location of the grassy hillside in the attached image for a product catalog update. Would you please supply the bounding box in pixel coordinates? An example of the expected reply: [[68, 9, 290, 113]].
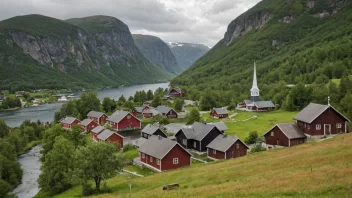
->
[[49, 133, 352, 197], [172, 0, 352, 97]]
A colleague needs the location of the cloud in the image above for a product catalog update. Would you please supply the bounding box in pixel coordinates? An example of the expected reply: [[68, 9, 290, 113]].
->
[[0, 0, 261, 46]]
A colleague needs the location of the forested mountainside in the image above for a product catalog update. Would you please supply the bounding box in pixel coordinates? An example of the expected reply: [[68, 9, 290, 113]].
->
[[168, 42, 210, 70], [132, 34, 182, 74], [0, 15, 172, 91], [171, 0, 352, 108]]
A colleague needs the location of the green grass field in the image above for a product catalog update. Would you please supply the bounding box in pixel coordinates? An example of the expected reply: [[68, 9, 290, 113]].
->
[[201, 110, 298, 140], [51, 133, 352, 198]]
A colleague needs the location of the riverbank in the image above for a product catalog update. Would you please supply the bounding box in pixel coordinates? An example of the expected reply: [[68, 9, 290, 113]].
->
[[0, 107, 21, 112]]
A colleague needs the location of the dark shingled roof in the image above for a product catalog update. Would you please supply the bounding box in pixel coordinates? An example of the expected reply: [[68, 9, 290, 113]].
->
[[60, 117, 79, 124], [91, 126, 105, 134], [87, 111, 105, 118], [294, 103, 350, 123], [254, 101, 275, 108], [207, 135, 249, 152], [178, 122, 218, 141], [138, 136, 191, 159], [264, 123, 306, 139], [80, 119, 95, 126], [142, 124, 164, 135], [214, 108, 228, 115], [156, 106, 175, 114], [209, 122, 228, 131]]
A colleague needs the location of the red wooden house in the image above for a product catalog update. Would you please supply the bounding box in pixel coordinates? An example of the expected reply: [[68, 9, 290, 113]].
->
[[97, 129, 124, 149], [207, 135, 249, 160], [91, 126, 105, 141], [107, 111, 141, 131], [87, 111, 108, 125], [294, 103, 350, 137], [60, 117, 80, 130], [142, 109, 153, 118], [210, 108, 228, 118], [80, 119, 98, 132], [168, 88, 183, 97], [156, 106, 178, 118], [263, 123, 307, 148], [131, 106, 150, 117], [138, 136, 192, 172]]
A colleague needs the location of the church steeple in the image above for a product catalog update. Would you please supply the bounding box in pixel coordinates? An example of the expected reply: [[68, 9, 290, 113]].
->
[[250, 62, 260, 102]]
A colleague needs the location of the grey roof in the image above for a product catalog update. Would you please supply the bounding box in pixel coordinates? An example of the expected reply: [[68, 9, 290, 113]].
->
[[169, 87, 182, 94], [60, 117, 79, 124], [163, 123, 186, 134], [80, 119, 95, 126], [177, 112, 187, 119], [294, 103, 350, 123], [254, 101, 275, 108], [244, 100, 253, 105], [214, 108, 228, 115], [133, 107, 143, 113], [142, 124, 162, 135], [149, 109, 161, 116], [139, 136, 190, 159], [156, 106, 174, 114], [97, 129, 122, 141], [142, 109, 152, 114], [91, 126, 105, 134], [209, 122, 228, 131], [179, 122, 217, 141], [132, 137, 147, 147], [108, 111, 135, 123], [207, 135, 248, 152], [87, 111, 105, 118], [277, 123, 306, 139]]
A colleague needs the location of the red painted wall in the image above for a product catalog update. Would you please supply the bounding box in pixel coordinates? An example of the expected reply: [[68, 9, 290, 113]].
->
[[61, 119, 80, 129], [210, 110, 228, 118], [81, 121, 98, 132], [207, 148, 225, 159], [264, 126, 290, 147], [111, 113, 141, 131], [140, 152, 161, 170], [225, 140, 248, 159], [106, 133, 124, 149], [297, 107, 348, 136], [169, 89, 182, 96], [161, 145, 191, 171], [88, 114, 107, 125], [143, 113, 153, 118]]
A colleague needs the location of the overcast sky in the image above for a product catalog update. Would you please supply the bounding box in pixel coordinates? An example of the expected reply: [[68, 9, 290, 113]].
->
[[0, 0, 261, 47]]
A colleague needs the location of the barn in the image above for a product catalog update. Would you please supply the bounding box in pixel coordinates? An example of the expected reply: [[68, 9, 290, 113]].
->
[[107, 111, 141, 131], [263, 123, 307, 148], [87, 111, 108, 125], [60, 117, 80, 130], [175, 122, 223, 152], [80, 119, 98, 132], [207, 135, 249, 160], [138, 136, 192, 172], [168, 88, 183, 97], [294, 103, 350, 137], [91, 126, 105, 141], [210, 108, 228, 118], [156, 106, 178, 118], [97, 129, 124, 149]]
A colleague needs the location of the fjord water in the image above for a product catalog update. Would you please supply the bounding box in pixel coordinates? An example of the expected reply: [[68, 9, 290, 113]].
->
[[0, 82, 169, 127]]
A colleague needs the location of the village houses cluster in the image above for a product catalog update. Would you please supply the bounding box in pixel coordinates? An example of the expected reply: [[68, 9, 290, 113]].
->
[[59, 63, 350, 172]]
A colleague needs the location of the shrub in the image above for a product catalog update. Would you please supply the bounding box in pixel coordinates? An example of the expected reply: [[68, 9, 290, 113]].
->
[[245, 131, 259, 144], [159, 118, 170, 125], [123, 144, 134, 152], [249, 145, 266, 153]]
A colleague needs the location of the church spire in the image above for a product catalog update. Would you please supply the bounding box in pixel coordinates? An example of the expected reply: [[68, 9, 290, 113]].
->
[[250, 62, 260, 102]]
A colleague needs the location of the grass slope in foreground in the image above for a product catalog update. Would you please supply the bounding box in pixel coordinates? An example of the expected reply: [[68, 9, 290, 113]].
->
[[51, 133, 352, 198]]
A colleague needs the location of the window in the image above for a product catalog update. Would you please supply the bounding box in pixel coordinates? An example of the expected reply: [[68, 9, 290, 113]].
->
[[316, 124, 321, 130], [157, 159, 160, 165], [193, 142, 197, 148], [336, 123, 342, 128], [150, 157, 153, 162], [142, 153, 145, 159], [213, 149, 216, 154], [236, 143, 239, 149], [270, 132, 274, 136], [304, 123, 306, 128], [183, 139, 187, 145], [173, 158, 179, 164]]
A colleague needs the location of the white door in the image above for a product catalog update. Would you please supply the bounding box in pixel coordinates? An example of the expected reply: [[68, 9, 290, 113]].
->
[[324, 124, 331, 136]]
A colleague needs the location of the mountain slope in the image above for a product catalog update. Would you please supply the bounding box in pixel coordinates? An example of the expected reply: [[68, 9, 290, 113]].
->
[[51, 133, 352, 197], [172, 0, 352, 93], [0, 15, 171, 91], [168, 42, 210, 70], [133, 34, 182, 74]]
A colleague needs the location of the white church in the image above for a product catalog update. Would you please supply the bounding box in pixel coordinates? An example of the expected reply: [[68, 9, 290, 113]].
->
[[237, 63, 275, 112]]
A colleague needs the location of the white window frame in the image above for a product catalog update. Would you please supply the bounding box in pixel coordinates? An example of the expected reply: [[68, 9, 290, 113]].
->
[[236, 143, 239, 149], [150, 156, 153, 162], [336, 123, 342, 128], [270, 132, 274, 136], [156, 159, 160, 165], [213, 149, 216, 154], [193, 142, 196, 148], [173, 158, 179, 164], [316, 124, 321, 130], [142, 153, 145, 159], [183, 139, 187, 145]]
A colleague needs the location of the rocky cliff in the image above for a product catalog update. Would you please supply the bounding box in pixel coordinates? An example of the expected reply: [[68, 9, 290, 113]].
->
[[0, 15, 171, 90], [167, 42, 210, 70], [132, 34, 182, 74]]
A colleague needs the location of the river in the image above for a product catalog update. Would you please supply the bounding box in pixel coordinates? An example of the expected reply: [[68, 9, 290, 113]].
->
[[11, 145, 42, 198], [0, 82, 169, 127]]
